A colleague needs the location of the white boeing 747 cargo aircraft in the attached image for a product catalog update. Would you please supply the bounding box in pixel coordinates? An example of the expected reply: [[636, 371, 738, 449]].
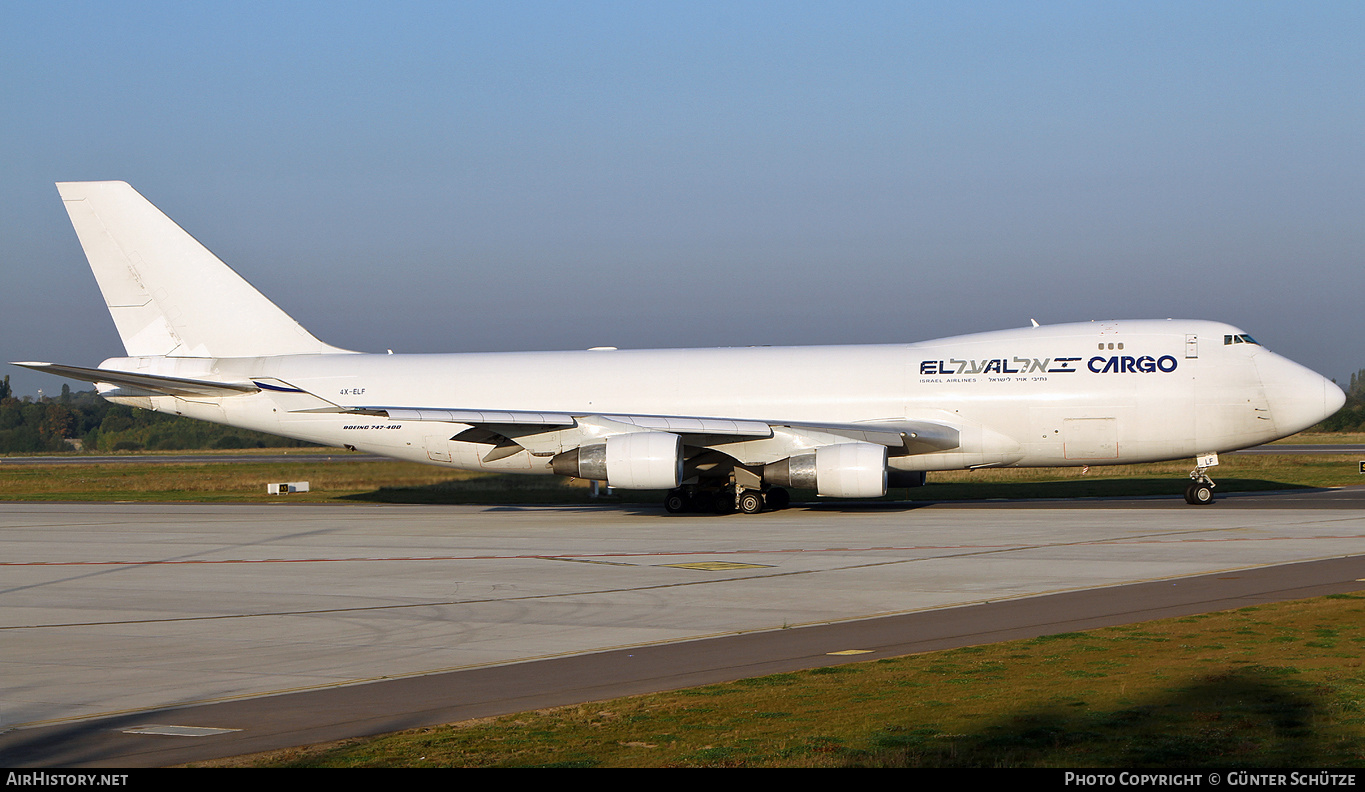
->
[[18, 182, 1345, 513]]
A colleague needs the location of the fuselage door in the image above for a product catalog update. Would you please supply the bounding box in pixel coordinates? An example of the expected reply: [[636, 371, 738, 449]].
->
[[424, 435, 452, 462], [1062, 417, 1119, 460]]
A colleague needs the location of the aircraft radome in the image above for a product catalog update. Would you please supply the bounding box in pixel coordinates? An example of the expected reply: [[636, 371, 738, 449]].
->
[[17, 182, 1346, 513]]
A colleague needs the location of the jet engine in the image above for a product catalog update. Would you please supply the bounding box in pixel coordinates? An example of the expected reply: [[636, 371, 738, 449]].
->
[[551, 431, 683, 490], [763, 442, 888, 498]]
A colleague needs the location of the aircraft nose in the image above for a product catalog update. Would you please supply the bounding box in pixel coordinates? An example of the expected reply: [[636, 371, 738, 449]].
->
[[1327, 376, 1347, 417], [1258, 353, 1345, 435]]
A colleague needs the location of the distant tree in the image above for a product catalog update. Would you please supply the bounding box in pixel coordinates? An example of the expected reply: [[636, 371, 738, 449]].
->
[[99, 407, 135, 434], [41, 403, 76, 441], [1349, 369, 1365, 400]]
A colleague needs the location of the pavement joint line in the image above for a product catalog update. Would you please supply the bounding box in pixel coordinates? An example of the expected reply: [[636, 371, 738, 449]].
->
[[7, 520, 1365, 568]]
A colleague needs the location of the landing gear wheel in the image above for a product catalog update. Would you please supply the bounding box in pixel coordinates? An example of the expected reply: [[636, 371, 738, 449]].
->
[[738, 490, 764, 514], [765, 487, 790, 511], [1184, 482, 1215, 505], [664, 490, 689, 513]]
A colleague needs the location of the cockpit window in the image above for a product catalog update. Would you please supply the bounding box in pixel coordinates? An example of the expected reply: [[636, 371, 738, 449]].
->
[[1224, 334, 1260, 346]]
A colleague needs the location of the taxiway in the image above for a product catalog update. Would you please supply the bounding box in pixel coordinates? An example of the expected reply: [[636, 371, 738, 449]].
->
[[2, 490, 1362, 766]]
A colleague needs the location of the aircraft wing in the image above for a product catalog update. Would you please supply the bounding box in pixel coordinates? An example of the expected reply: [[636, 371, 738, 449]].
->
[[340, 406, 771, 436], [317, 403, 961, 457]]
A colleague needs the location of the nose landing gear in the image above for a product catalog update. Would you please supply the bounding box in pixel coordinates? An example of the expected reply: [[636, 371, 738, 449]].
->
[[1185, 453, 1219, 505]]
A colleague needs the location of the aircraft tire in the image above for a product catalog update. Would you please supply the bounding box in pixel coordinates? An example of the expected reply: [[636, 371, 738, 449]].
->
[[765, 487, 790, 510], [738, 491, 764, 514], [664, 490, 689, 513], [1184, 483, 1215, 505]]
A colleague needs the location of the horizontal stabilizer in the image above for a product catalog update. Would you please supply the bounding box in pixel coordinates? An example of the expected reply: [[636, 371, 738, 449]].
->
[[13, 362, 259, 397]]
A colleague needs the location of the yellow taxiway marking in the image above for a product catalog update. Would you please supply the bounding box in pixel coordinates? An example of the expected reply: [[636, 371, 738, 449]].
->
[[827, 650, 874, 656]]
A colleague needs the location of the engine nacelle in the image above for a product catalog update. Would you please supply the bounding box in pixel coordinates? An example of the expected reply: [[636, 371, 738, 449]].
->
[[550, 432, 683, 490], [763, 442, 888, 498]]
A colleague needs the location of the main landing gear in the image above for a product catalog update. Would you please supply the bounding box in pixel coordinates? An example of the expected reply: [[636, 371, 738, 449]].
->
[[664, 485, 790, 515]]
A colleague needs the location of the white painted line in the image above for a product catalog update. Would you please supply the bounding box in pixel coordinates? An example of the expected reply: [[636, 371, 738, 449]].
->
[[122, 725, 242, 737]]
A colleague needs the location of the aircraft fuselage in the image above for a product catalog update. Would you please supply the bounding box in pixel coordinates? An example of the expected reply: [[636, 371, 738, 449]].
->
[[97, 318, 1339, 477]]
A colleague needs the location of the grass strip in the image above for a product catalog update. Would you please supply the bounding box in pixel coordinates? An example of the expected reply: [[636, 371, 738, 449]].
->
[[211, 593, 1365, 768]]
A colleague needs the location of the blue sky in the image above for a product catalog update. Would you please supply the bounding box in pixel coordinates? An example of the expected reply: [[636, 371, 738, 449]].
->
[[3, 1, 1363, 396]]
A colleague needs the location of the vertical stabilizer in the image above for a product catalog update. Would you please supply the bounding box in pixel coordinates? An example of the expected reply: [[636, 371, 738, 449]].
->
[[56, 181, 352, 357]]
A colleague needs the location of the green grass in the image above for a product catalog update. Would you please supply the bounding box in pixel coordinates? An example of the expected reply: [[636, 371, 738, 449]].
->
[[0, 457, 596, 503], [1270, 432, 1365, 445], [211, 594, 1365, 768]]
